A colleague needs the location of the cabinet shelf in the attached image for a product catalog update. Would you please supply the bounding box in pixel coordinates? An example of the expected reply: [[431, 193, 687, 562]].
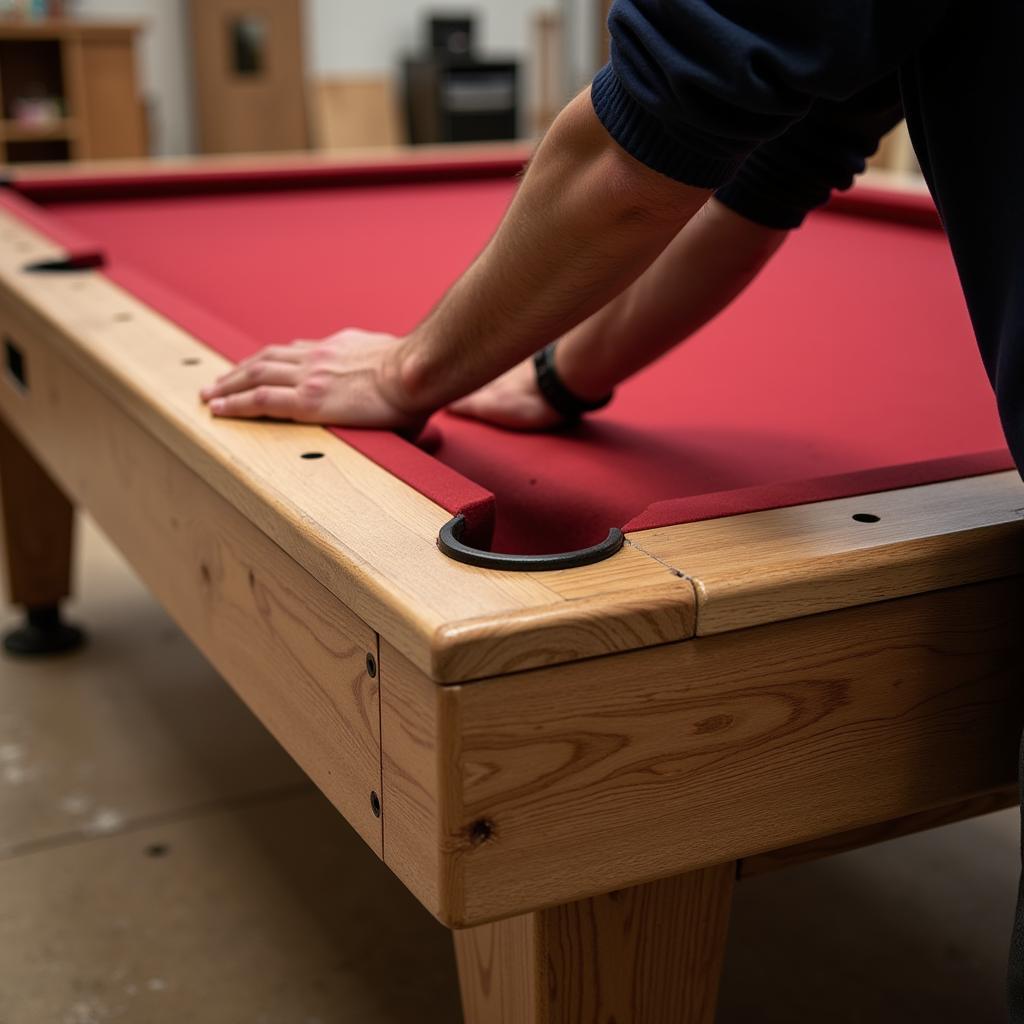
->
[[0, 19, 144, 164], [0, 118, 76, 141]]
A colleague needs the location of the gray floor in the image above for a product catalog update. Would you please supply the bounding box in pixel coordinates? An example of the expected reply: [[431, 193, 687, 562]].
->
[[0, 517, 1017, 1023]]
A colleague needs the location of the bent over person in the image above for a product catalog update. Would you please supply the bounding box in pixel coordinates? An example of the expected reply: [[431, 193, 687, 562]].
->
[[200, 2, 1024, 1013]]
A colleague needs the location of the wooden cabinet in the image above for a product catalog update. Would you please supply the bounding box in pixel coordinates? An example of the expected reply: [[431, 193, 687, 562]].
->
[[0, 19, 146, 163]]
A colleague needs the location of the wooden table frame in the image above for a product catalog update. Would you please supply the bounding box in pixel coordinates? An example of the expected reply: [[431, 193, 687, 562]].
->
[[1, 153, 1023, 1022]]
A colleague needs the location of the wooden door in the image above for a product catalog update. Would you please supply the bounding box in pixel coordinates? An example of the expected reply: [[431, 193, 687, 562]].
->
[[189, 0, 309, 153]]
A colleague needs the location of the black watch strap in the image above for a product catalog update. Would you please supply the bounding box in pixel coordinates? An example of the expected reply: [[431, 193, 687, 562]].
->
[[533, 342, 613, 421]]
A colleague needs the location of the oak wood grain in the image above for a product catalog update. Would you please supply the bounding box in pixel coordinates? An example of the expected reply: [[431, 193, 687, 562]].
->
[[0, 301, 384, 855], [454, 864, 734, 1024], [629, 471, 1024, 636], [738, 785, 1019, 879], [379, 633, 455, 913], [455, 913, 541, 1022], [382, 580, 1024, 924]]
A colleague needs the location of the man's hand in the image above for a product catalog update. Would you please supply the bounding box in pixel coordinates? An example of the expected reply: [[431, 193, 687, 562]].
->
[[447, 358, 562, 431], [199, 329, 426, 432], [199, 90, 710, 432]]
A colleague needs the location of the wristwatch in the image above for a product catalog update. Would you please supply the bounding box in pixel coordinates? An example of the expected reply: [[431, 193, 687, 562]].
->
[[533, 342, 613, 421]]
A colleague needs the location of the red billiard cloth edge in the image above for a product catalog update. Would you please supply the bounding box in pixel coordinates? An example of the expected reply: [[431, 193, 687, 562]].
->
[[107, 263, 500, 550], [0, 188, 105, 267]]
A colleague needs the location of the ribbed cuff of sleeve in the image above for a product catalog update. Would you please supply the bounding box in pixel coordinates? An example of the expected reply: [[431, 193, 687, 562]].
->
[[715, 176, 812, 231], [590, 64, 745, 190], [714, 141, 856, 231]]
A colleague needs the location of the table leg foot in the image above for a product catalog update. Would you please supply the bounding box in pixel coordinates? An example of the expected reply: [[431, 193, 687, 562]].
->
[[1, 417, 83, 656]]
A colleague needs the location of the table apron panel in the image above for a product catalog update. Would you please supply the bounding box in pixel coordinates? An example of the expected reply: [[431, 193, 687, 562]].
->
[[384, 579, 1024, 925], [0, 301, 384, 857]]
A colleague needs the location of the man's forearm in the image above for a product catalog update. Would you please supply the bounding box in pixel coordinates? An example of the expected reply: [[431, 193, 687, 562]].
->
[[382, 90, 711, 413], [554, 199, 789, 399]]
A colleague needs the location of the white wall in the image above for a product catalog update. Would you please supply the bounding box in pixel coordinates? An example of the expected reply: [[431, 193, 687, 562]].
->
[[77, 0, 580, 156], [307, 0, 559, 136], [565, 0, 605, 91], [307, 1, 554, 75]]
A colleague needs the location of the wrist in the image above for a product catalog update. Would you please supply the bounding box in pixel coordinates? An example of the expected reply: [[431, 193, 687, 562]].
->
[[553, 332, 621, 403], [534, 342, 613, 420], [379, 332, 443, 417]]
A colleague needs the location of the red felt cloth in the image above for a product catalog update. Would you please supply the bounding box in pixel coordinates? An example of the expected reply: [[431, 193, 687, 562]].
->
[[17, 169, 1012, 555]]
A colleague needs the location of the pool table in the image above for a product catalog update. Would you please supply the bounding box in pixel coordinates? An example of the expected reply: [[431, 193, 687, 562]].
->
[[1, 149, 1023, 1022]]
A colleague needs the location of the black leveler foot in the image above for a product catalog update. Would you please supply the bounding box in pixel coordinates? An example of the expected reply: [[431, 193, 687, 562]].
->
[[4, 605, 85, 657]]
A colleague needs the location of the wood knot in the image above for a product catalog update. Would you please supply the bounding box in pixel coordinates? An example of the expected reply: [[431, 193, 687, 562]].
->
[[693, 714, 733, 735], [467, 819, 495, 846]]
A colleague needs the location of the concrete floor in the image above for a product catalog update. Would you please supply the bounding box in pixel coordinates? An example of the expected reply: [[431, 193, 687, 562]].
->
[[0, 516, 1018, 1024]]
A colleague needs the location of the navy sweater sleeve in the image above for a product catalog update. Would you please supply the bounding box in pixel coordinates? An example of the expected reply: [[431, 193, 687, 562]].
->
[[715, 76, 904, 229], [592, 0, 951, 188]]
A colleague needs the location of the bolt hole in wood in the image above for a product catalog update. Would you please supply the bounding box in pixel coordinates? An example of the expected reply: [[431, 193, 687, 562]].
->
[[199, 563, 211, 584], [365, 652, 377, 678], [301, 451, 324, 460], [370, 791, 382, 817], [852, 512, 881, 523], [181, 357, 201, 366], [144, 843, 170, 858]]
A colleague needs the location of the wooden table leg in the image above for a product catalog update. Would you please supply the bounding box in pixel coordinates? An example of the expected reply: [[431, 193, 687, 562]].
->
[[454, 863, 735, 1024], [0, 417, 84, 655]]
